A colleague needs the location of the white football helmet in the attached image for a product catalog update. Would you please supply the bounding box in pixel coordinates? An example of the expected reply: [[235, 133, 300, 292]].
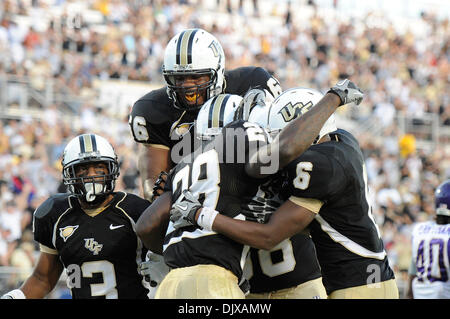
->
[[195, 94, 242, 140], [249, 87, 337, 143], [62, 134, 119, 205], [162, 28, 226, 111]]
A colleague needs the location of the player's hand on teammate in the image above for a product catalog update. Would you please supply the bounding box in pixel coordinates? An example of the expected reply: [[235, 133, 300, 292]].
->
[[139, 252, 170, 285], [236, 88, 270, 120], [327, 79, 364, 106], [152, 171, 168, 200], [170, 190, 202, 229]]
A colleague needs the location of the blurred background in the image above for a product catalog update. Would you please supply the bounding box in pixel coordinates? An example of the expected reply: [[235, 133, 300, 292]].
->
[[0, 0, 448, 299]]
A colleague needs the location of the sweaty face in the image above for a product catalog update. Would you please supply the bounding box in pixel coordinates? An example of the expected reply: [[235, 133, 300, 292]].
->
[[174, 74, 211, 107]]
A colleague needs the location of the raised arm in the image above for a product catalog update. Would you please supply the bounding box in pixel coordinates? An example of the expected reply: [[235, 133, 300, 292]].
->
[[245, 79, 363, 178]]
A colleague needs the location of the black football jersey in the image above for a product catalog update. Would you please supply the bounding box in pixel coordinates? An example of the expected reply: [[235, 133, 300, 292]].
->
[[284, 129, 395, 294], [129, 66, 281, 162], [247, 234, 322, 293], [33, 192, 151, 299], [163, 120, 270, 281], [242, 173, 323, 293]]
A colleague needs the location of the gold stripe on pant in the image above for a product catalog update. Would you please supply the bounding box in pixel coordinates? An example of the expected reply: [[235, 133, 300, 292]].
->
[[155, 264, 245, 299]]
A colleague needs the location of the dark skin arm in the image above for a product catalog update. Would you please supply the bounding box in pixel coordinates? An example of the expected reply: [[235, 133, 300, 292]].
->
[[136, 191, 172, 254], [245, 93, 341, 178], [138, 144, 172, 201], [196, 199, 316, 250], [19, 252, 64, 298], [406, 274, 415, 299]]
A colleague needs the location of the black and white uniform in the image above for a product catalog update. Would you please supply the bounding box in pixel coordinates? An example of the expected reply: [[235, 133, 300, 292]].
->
[[163, 120, 270, 282], [129, 66, 281, 164], [33, 192, 151, 299], [284, 129, 395, 294]]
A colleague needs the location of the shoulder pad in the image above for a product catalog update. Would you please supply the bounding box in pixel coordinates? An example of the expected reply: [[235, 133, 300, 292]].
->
[[225, 66, 277, 97], [114, 192, 151, 221], [34, 193, 72, 219], [226, 66, 265, 77], [131, 87, 174, 125], [113, 191, 147, 206], [224, 120, 270, 140]]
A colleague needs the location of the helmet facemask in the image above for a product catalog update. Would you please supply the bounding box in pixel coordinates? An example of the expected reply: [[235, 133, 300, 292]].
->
[[61, 134, 120, 208], [164, 69, 218, 112], [63, 159, 119, 207]]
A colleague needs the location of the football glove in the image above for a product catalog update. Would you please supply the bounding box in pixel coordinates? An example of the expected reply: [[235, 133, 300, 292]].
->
[[241, 174, 285, 223], [235, 88, 268, 121], [241, 196, 279, 224], [170, 190, 202, 229], [239, 278, 251, 296], [152, 171, 168, 200], [327, 79, 364, 106], [139, 251, 170, 298]]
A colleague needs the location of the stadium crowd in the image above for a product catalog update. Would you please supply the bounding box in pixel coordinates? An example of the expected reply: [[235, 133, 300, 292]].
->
[[0, 0, 448, 297]]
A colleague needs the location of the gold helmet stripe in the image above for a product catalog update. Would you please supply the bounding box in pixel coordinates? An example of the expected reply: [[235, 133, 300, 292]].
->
[[176, 29, 198, 65], [80, 134, 97, 153], [210, 94, 230, 128]]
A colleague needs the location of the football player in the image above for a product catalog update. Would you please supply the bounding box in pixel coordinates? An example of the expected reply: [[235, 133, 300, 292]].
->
[[1, 134, 151, 299], [241, 173, 328, 299], [136, 79, 363, 298], [407, 180, 450, 299], [171, 83, 400, 299], [128, 28, 283, 203]]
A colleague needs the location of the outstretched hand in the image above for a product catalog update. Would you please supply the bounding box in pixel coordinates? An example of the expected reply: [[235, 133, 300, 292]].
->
[[327, 79, 364, 106]]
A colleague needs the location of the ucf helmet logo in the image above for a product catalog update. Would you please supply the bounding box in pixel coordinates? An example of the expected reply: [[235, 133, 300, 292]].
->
[[278, 101, 314, 122], [208, 40, 220, 58]]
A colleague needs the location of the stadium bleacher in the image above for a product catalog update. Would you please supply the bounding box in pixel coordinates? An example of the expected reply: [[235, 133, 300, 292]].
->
[[0, 0, 448, 298]]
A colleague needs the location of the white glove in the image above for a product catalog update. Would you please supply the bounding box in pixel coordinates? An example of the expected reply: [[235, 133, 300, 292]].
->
[[170, 190, 202, 229], [327, 79, 364, 106], [139, 251, 170, 298], [237, 88, 273, 121]]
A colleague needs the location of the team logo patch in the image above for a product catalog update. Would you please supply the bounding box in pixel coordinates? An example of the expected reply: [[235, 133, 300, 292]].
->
[[59, 225, 79, 242], [170, 122, 194, 140]]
